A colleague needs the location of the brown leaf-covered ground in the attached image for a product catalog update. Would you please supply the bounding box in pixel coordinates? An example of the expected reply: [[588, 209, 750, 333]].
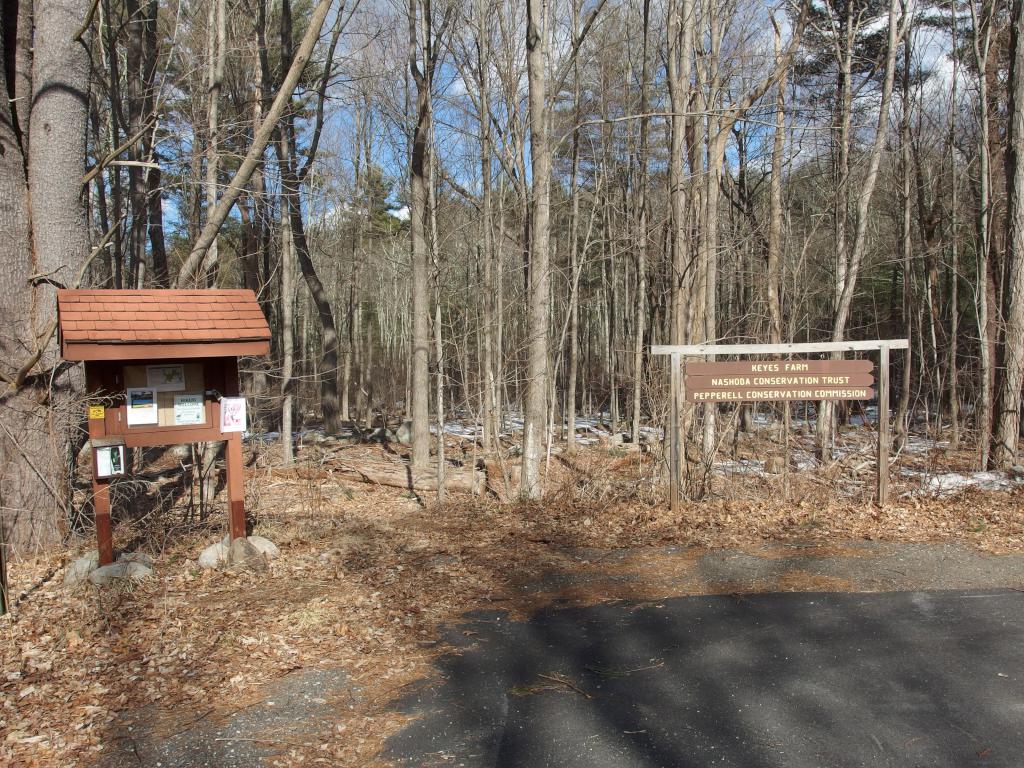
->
[[2, 435, 1024, 766]]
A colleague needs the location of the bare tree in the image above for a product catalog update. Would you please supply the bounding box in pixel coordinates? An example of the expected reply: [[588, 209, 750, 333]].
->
[[175, 0, 335, 286], [816, 0, 910, 459], [992, 0, 1024, 468], [520, 0, 552, 498]]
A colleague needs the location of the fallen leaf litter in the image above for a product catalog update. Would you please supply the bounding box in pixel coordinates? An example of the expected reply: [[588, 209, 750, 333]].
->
[[2, 435, 1023, 766]]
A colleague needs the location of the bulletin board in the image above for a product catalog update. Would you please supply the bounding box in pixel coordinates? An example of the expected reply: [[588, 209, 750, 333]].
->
[[122, 362, 207, 428]]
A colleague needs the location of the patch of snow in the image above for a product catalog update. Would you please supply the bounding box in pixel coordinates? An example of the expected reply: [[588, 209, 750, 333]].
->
[[903, 469, 1024, 497], [714, 459, 768, 477]]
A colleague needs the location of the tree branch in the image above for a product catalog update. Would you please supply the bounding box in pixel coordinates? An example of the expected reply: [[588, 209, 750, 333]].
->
[[175, 0, 335, 287]]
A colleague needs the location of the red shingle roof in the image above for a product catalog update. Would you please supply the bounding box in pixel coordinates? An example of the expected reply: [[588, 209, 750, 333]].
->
[[58, 289, 271, 361]]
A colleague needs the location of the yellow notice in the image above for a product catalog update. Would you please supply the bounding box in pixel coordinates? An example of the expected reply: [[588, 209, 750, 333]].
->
[[88, 405, 105, 420]]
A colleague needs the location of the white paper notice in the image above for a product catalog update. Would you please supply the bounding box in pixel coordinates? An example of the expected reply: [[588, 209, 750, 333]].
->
[[220, 397, 247, 433], [126, 388, 158, 426], [96, 446, 124, 477], [146, 364, 186, 391], [173, 394, 205, 426]]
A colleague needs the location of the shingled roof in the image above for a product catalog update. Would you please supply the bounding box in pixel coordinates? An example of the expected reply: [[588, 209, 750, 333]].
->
[[58, 289, 271, 361]]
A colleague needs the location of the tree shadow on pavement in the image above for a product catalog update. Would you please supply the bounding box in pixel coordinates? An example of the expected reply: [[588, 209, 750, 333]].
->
[[387, 589, 1024, 768]]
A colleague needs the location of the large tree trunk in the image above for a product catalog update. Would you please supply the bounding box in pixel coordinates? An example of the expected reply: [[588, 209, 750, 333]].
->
[[408, 0, 433, 474], [565, 47, 581, 455], [895, 33, 913, 448], [666, 0, 694, 500], [521, 0, 551, 499], [972, 0, 995, 468], [766, 23, 786, 347], [280, 180, 296, 466], [0, 0, 90, 555], [630, 0, 651, 446], [476, 0, 497, 454], [200, 0, 226, 283], [948, 0, 961, 449], [992, 0, 1024, 468]]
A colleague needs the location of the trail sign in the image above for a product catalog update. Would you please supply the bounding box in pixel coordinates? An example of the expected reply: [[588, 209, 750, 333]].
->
[[650, 340, 909, 509], [687, 385, 874, 403], [685, 359, 875, 402], [687, 359, 873, 375]]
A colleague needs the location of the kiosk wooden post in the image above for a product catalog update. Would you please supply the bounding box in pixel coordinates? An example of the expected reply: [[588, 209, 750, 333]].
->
[[58, 289, 271, 565], [226, 433, 246, 541], [92, 481, 114, 566], [652, 339, 908, 509]]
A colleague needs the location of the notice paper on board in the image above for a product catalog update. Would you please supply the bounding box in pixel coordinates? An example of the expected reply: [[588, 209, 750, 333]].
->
[[173, 394, 205, 426], [126, 388, 158, 426], [146, 364, 186, 391], [95, 445, 124, 478], [220, 397, 247, 433]]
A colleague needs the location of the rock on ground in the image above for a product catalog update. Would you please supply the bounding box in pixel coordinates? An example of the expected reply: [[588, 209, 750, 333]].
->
[[198, 535, 279, 570], [198, 540, 230, 569], [228, 537, 268, 572], [65, 551, 99, 586], [247, 535, 280, 558], [67, 550, 156, 586], [88, 560, 153, 586]]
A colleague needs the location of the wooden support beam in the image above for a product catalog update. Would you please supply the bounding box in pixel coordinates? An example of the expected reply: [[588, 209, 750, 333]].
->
[[94, 480, 114, 565], [652, 340, 909, 356], [225, 433, 246, 541], [877, 345, 890, 506], [669, 353, 681, 514]]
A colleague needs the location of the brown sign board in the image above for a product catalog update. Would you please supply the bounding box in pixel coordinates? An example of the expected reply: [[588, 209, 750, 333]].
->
[[686, 359, 873, 376], [686, 373, 875, 390], [687, 387, 874, 402], [685, 358, 876, 402]]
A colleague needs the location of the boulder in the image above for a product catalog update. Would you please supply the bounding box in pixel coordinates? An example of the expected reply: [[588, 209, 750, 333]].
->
[[367, 426, 397, 443], [228, 536, 268, 572], [118, 551, 154, 568], [396, 421, 413, 445], [247, 535, 280, 558], [68, 550, 158, 586], [65, 551, 99, 587], [88, 560, 152, 587], [200, 535, 278, 569], [198, 540, 230, 569]]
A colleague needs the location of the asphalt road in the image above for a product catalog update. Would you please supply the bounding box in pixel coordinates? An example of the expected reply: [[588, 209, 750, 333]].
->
[[388, 589, 1024, 767]]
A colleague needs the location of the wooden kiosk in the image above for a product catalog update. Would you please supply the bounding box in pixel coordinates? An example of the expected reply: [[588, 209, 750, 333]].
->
[[57, 289, 271, 565]]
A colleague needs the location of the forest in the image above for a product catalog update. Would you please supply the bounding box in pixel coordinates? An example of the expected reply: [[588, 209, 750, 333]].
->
[[8, 0, 1024, 764], [3, 0, 1024, 563]]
